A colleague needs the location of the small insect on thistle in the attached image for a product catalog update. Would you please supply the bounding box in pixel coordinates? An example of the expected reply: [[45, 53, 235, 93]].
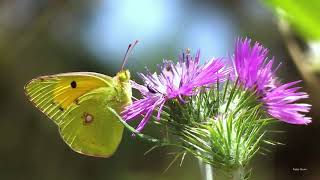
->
[[24, 41, 138, 158]]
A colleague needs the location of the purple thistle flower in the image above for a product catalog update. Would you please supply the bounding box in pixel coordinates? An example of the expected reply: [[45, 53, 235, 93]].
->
[[122, 50, 229, 131], [263, 81, 311, 124], [233, 38, 311, 124], [233, 38, 277, 93]]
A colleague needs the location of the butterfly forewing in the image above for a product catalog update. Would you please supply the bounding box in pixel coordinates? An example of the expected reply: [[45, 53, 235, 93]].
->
[[25, 73, 112, 124]]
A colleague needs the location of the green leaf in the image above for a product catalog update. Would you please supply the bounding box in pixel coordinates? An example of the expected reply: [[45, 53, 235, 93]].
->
[[265, 0, 320, 40]]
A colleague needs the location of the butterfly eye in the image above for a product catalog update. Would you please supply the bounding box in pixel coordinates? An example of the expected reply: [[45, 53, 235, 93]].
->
[[118, 70, 130, 82]]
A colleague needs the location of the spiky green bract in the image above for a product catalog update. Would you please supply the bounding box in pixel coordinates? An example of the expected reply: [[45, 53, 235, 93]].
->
[[152, 80, 275, 179]]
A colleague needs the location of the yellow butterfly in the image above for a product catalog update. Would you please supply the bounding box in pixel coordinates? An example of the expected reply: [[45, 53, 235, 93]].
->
[[24, 41, 138, 157]]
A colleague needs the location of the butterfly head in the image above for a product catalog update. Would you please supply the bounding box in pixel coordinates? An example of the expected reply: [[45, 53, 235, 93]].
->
[[117, 69, 131, 83], [115, 69, 132, 105]]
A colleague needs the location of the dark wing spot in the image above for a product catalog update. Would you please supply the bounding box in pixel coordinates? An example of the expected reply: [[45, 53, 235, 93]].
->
[[59, 107, 64, 111], [70, 81, 77, 88]]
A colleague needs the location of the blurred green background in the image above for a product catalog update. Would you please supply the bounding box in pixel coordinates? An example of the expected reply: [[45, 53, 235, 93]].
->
[[1, 0, 319, 179]]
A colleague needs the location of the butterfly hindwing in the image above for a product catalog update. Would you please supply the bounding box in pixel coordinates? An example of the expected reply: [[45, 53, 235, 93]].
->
[[58, 87, 124, 157]]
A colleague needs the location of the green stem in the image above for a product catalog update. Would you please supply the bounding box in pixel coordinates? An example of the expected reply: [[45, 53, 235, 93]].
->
[[215, 167, 247, 180], [212, 166, 247, 180], [230, 167, 244, 180], [198, 159, 214, 180]]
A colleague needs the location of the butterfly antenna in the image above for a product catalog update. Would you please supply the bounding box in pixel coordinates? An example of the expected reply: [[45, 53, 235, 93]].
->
[[121, 40, 139, 71]]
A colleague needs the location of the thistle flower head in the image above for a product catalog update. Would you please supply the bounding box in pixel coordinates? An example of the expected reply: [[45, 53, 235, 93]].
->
[[233, 38, 311, 124], [263, 81, 312, 124], [118, 38, 312, 178], [122, 50, 229, 131], [233, 38, 276, 93]]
